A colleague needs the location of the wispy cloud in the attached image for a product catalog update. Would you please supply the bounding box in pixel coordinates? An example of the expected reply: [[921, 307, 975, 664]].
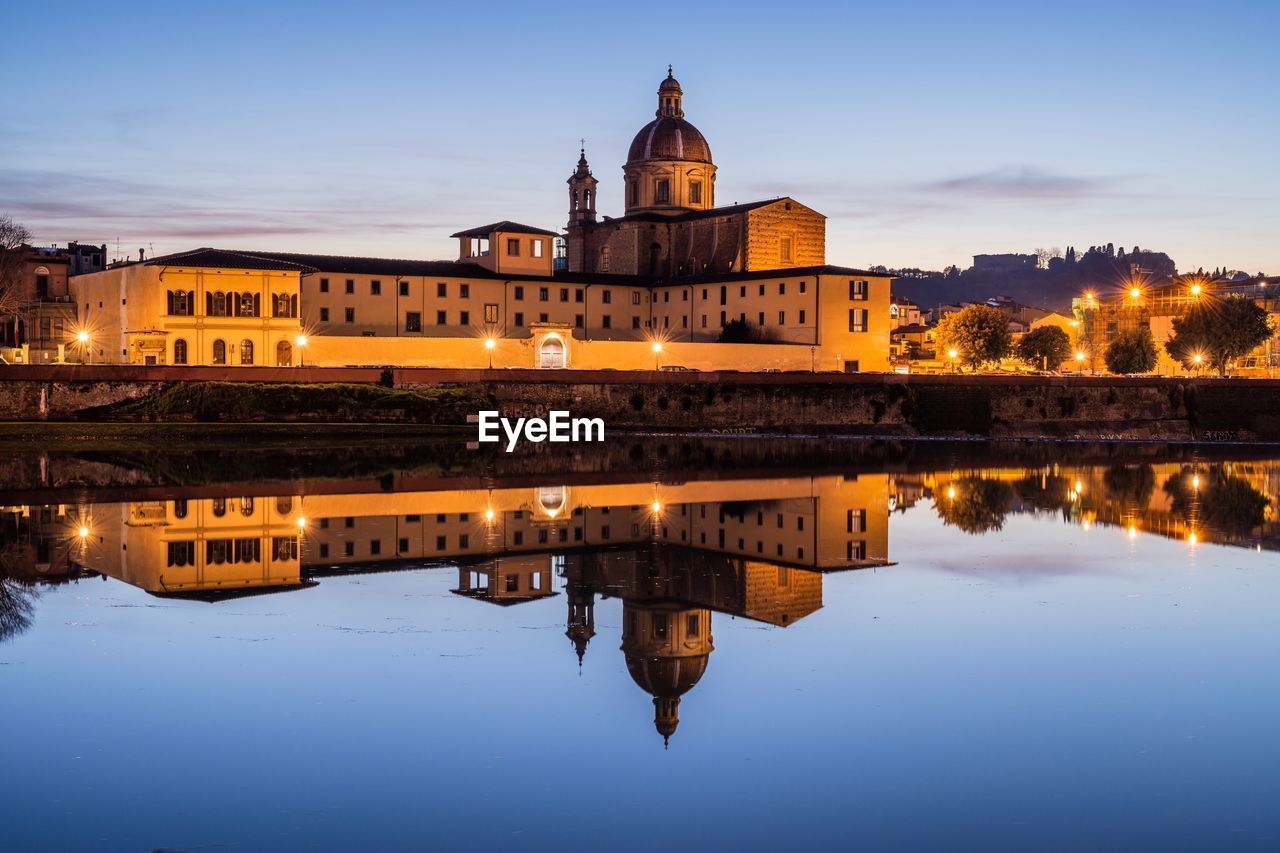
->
[[924, 166, 1129, 199]]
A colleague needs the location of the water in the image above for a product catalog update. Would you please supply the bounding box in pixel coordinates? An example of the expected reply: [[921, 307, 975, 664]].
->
[[2, 436, 1279, 851]]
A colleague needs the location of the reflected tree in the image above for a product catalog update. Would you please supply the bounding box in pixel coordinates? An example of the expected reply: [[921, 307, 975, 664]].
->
[[1163, 466, 1271, 537], [936, 477, 1014, 533], [1102, 465, 1156, 507], [0, 546, 39, 643], [1013, 473, 1072, 511]]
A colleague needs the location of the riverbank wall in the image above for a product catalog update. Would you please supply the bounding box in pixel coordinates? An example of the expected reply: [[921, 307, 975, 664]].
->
[[0, 365, 1276, 441]]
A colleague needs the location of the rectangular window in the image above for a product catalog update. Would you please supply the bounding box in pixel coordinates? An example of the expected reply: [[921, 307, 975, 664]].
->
[[575, 289, 584, 303], [344, 542, 355, 557], [319, 307, 329, 322], [689, 181, 701, 204], [538, 312, 548, 323], [398, 538, 409, 553], [778, 311, 786, 325], [436, 535, 446, 550], [539, 287, 549, 301], [437, 310, 448, 325], [575, 314, 584, 328], [484, 303, 499, 323], [319, 278, 329, 293], [631, 291, 641, 305], [632, 316, 640, 329], [799, 309, 806, 324], [514, 285, 524, 300], [560, 288, 569, 302], [850, 280, 868, 300], [700, 314, 707, 328], [515, 312, 524, 327], [345, 307, 355, 323], [602, 290, 612, 304], [847, 509, 866, 533], [437, 282, 447, 297], [779, 282, 786, 295], [533, 239, 544, 258], [406, 312, 422, 332], [799, 281, 807, 293], [345, 279, 354, 294], [370, 540, 381, 555], [370, 280, 381, 295], [781, 237, 793, 262], [507, 238, 520, 256], [602, 315, 612, 329], [849, 308, 868, 333], [399, 281, 409, 296], [758, 312, 765, 326], [460, 310, 470, 325], [460, 284, 470, 298], [656, 179, 670, 203]]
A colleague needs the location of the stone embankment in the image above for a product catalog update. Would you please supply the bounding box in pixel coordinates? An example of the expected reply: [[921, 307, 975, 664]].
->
[[0, 365, 1275, 441]]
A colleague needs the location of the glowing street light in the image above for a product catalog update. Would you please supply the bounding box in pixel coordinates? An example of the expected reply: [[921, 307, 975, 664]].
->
[[1190, 283, 1202, 297], [294, 334, 308, 367], [1128, 286, 1142, 302], [75, 329, 92, 364], [947, 348, 958, 373], [77, 525, 89, 538], [484, 336, 497, 369], [651, 340, 663, 370], [485, 508, 496, 523], [76, 330, 89, 344], [296, 516, 307, 529], [651, 500, 663, 513]]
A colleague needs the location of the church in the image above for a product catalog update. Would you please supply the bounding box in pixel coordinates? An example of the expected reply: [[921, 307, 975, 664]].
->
[[565, 67, 826, 278], [65, 69, 890, 373]]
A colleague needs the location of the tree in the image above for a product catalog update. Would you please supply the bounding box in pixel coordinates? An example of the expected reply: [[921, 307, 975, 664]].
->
[[935, 477, 1014, 534], [0, 214, 33, 319], [1015, 325, 1071, 371], [1164, 297, 1273, 375], [717, 319, 779, 344], [1104, 327, 1158, 374], [935, 305, 1011, 370]]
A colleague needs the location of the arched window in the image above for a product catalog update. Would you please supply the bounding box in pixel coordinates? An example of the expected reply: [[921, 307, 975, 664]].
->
[[212, 292, 227, 317], [275, 496, 293, 514], [173, 338, 188, 365], [240, 497, 254, 517], [212, 498, 227, 517], [239, 292, 255, 317], [173, 499, 188, 519], [599, 246, 610, 273], [273, 293, 291, 317], [212, 339, 227, 364], [240, 339, 254, 365], [276, 339, 293, 366]]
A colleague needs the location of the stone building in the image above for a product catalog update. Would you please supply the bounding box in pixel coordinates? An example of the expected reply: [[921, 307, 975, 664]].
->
[[565, 68, 825, 278]]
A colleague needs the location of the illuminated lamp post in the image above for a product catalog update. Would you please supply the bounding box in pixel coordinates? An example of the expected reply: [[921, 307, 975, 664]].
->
[[295, 334, 308, 367], [484, 336, 497, 369], [651, 340, 663, 371], [75, 329, 91, 364], [947, 348, 958, 374], [1076, 350, 1088, 374]]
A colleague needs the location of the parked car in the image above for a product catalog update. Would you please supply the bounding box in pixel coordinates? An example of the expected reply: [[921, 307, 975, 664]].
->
[[659, 365, 695, 372]]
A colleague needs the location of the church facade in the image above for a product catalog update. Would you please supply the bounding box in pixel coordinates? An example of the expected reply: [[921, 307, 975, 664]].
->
[[67, 70, 890, 373]]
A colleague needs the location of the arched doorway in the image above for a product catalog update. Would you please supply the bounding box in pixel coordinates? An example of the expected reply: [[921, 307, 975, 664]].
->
[[276, 340, 293, 366], [173, 338, 188, 365], [538, 336, 565, 369], [212, 339, 226, 365]]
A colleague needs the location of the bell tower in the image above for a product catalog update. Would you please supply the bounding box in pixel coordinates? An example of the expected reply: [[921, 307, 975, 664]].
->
[[567, 143, 597, 227], [565, 144, 598, 274]]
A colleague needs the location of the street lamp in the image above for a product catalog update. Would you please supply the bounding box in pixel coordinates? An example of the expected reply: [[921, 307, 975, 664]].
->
[[1075, 350, 1087, 374], [651, 340, 663, 370], [947, 348, 958, 373], [1190, 283, 1202, 297], [484, 336, 497, 369], [75, 329, 91, 364], [294, 334, 308, 367]]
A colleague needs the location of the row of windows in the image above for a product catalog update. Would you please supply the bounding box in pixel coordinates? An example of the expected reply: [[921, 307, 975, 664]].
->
[[165, 537, 297, 567], [166, 291, 297, 318], [320, 279, 476, 298]]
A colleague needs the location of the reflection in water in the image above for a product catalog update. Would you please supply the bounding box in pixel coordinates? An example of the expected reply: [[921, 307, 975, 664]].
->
[[3, 455, 1280, 745]]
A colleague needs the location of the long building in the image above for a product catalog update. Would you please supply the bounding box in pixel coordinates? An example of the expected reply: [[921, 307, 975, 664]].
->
[[65, 70, 891, 373]]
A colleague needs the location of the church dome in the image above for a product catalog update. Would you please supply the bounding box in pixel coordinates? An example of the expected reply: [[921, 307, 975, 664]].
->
[[624, 653, 709, 698], [627, 117, 713, 165]]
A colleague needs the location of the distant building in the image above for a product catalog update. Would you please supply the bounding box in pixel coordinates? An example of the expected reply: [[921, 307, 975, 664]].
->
[[889, 296, 921, 328], [0, 242, 106, 364]]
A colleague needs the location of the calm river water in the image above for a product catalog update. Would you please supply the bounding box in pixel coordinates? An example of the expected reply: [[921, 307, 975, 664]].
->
[[2, 436, 1278, 850]]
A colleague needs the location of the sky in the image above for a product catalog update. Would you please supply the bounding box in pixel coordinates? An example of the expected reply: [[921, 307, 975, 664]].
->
[[2, 0, 1277, 273]]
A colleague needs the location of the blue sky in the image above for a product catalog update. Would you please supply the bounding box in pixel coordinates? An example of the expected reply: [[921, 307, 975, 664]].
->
[[3, 0, 1276, 273]]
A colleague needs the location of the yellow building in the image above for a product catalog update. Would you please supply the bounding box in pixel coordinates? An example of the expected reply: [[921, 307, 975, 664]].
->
[[67, 70, 893, 373]]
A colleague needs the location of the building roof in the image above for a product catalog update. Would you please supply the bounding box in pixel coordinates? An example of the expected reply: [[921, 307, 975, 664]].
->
[[143, 248, 317, 272], [450, 221, 559, 238], [601, 198, 814, 226], [627, 116, 713, 164]]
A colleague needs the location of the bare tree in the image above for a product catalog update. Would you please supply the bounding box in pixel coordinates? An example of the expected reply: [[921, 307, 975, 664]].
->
[[0, 214, 33, 320]]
